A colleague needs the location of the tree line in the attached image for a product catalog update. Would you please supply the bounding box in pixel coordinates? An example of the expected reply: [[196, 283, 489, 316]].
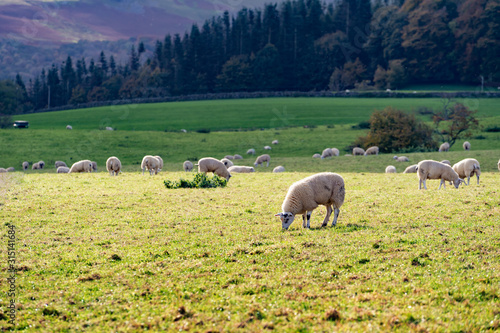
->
[[2, 0, 499, 114]]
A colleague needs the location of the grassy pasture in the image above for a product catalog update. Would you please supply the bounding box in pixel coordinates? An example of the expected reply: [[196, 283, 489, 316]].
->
[[14, 98, 500, 132], [1, 126, 499, 173], [1, 171, 499, 331]]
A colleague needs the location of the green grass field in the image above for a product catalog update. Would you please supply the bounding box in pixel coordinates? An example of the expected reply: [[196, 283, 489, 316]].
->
[[13, 97, 500, 132], [1, 171, 499, 331], [1, 97, 499, 331]]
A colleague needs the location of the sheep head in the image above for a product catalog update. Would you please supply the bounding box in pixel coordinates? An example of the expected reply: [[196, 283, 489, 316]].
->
[[275, 212, 295, 230]]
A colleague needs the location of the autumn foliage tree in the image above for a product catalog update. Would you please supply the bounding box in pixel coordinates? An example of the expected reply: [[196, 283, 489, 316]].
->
[[432, 101, 479, 148], [354, 107, 437, 153]]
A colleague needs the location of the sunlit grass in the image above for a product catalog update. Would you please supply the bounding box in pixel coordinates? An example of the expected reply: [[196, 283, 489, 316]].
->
[[1, 171, 499, 331]]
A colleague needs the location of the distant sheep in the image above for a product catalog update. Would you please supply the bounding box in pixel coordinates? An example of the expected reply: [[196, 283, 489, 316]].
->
[[154, 156, 164, 171], [180, 129, 187, 133], [393, 156, 409, 162], [321, 148, 334, 159], [331, 148, 340, 156], [38, 161, 45, 169], [417, 160, 462, 189], [385, 165, 396, 173], [106, 157, 121, 176], [440, 160, 451, 166], [273, 166, 285, 173], [105, 127, 114, 131], [254, 154, 270, 167], [141, 155, 160, 175], [196, 157, 231, 181], [246, 149, 256, 155], [0, 168, 6, 173], [228, 165, 255, 173], [91, 161, 97, 172], [69, 160, 93, 173], [6, 167, 14, 172], [234, 154, 243, 160], [275, 172, 345, 230], [498, 159, 500, 172], [66, 125, 72, 130], [57, 166, 70, 173], [264, 146, 272, 150], [55, 161, 67, 169], [32, 162, 42, 170], [312, 153, 321, 158], [364, 146, 379, 155], [403, 165, 418, 173], [224, 155, 234, 160], [221, 158, 234, 168], [353, 147, 365, 155], [272, 140, 279, 145], [183, 160, 193, 172], [463, 141, 471, 151], [439, 142, 450, 152], [22, 161, 29, 170], [452, 158, 481, 185]]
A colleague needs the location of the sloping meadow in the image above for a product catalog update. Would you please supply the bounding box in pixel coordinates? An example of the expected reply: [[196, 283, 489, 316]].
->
[[1, 171, 499, 331]]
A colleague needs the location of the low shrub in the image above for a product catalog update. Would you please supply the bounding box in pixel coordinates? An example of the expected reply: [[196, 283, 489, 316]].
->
[[164, 173, 227, 189]]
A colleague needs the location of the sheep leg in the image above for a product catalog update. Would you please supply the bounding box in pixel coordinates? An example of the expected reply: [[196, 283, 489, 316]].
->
[[142, 167, 145, 175], [306, 211, 312, 228], [321, 206, 332, 227], [302, 214, 307, 228], [331, 208, 340, 227], [266, 161, 269, 167], [439, 179, 446, 189], [476, 174, 480, 185], [467, 175, 470, 185]]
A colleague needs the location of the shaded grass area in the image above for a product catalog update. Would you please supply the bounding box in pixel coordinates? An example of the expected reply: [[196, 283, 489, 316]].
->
[[15, 97, 500, 132], [1, 125, 499, 172], [0, 172, 499, 331]]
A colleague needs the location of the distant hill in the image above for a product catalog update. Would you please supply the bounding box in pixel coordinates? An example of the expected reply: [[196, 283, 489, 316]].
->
[[0, 0, 273, 79]]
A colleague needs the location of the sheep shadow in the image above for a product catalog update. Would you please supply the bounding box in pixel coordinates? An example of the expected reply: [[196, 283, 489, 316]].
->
[[305, 223, 371, 232]]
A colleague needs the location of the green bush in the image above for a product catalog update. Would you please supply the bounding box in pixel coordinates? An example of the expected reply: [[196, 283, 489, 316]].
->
[[164, 173, 227, 189]]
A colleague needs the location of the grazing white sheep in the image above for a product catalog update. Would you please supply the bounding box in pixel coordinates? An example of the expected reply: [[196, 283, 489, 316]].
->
[[439, 142, 450, 152], [69, 160, 93, 173], [5, 167, 14, 172], [180, 129, 187, 133], [321, 148, 334, 159], [234, 154, 243, 160], [38, 161, 45, 169], [154, 155, 164, 171], [403, 165, 418, 173], [66, 125, 72, 130], [246, 148, 256, 155], [105, 127, 114, 131], [0, 168, 6, 173], [417, 160, 462, 189], [364, 146, 379, 155], [22, 161, 29, 170], [393, 156, 409, 162], [57, 166, 70, 173], [106, 157, 121, 176], [275, 172, 345, 230], [183, 160, 193, 172], [463, 141, 471, 151], [272, 140, 279, 145], [55, 161, 67, 168], [254, 154, 271, 167], [196, 157, 231, 181], [452, 158, 481, 185], [221, 158, 234, 168], [312, 153, 321, 158], [385, 165, 396, 173], [498, 158, 500, 172], [273, 166, 285, 173], [91, 161, 97, 172], [353, 147, 365, 155], [440, 160, 451, 166], [331, 148, 340, 156], [224, 155, 234, 160], [32, 163, 41, 170], [141, 155, 160, 175], [227, 165, 255, 173], [264, 146, 272, 150]]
